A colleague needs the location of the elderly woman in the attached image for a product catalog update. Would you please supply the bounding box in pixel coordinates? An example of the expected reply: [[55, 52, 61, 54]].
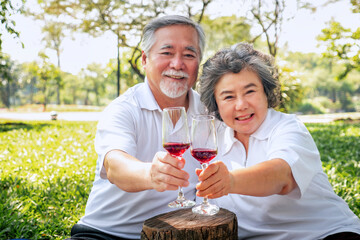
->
[[196, 42, 360, 240]]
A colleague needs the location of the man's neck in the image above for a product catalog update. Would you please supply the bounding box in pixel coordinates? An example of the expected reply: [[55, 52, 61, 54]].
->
[[158, 93, 190, 111]]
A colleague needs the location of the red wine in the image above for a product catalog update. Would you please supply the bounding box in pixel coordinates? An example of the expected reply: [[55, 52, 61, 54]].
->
[[191, 148, 217, 164], [163, 142, 190, 157]]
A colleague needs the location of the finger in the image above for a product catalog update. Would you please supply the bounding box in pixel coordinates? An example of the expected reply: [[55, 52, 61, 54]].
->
[[154, 181, 182, 192], [206, 190, 227, 199], [161, 172, 190, 187], [160, 152, 185, 169], [196, 171, 222, 191], [154, 152, 189, 180], [158, 162, 189, 181], [205, 182, 229, 199], [152, 170, 190, 190], [197, 179, 226, 198], [195, 168, 202, 176], [198, 163, 219, 181]]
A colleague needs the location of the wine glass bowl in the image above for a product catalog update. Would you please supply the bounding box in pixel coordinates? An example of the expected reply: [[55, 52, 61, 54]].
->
[[191, 115, 220, 215], [162, 107, 195, 208], [163, 142, 190, 157]]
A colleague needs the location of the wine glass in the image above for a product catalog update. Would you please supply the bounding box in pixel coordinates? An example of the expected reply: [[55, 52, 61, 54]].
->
[[162, 107, 195, 208], [190, 115, 219, 215]]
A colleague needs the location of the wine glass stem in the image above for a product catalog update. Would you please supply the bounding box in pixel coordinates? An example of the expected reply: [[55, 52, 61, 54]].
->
[[201, 163, 209, 205], [178, 187, 184, 200], [176, 156, 186, 201]]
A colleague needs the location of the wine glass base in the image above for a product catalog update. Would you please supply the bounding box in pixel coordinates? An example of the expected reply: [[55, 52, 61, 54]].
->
[[168, 199, 196, 208], [192, 202, 219, 215]]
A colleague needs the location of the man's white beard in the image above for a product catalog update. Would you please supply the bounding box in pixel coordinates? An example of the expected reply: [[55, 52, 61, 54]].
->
[[160, 79, 189, 98]]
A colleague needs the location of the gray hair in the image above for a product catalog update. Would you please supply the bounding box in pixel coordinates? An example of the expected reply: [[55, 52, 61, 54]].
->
[[199, 42, 281, 121], [141, 15, 206, 61]]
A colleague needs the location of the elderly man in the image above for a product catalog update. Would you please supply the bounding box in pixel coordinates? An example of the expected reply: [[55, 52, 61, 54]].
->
[[69, 15, 206, 240]]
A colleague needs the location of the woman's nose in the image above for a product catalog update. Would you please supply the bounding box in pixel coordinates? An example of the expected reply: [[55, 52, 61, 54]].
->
[[235, 97, 248, 110]]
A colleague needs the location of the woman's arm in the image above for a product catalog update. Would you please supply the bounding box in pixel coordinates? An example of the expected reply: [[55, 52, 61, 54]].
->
[[196, 158, 297, 199]]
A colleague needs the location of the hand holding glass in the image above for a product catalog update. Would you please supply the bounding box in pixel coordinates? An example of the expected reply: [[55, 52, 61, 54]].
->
[[162, 107, 195, 208], [191, 115, 219, 215]]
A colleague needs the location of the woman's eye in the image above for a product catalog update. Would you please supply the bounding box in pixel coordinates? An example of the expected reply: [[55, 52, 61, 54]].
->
[[246, 90, 255, 94], [224, 96, 233, 100]]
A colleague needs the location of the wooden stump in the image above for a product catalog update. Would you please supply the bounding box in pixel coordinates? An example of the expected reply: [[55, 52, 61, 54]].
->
[[141, 208, 238, 240]]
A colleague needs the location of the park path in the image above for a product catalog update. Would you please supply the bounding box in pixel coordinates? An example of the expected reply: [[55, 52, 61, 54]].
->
[[0, 111, 338, 123], [0, 111, 101, 121]]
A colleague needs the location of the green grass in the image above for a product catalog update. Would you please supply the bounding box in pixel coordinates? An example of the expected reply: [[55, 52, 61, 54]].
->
[[0, 120, 97, 240], [306, 121, 360, 217], [0, 120, 359, 239]]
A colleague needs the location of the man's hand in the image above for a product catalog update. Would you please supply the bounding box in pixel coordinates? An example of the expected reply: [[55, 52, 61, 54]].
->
[[150, 151, 190, 192], [195, 161, 233, 199]]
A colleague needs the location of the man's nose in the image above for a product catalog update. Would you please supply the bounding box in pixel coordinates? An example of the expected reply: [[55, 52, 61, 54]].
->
[[170, 55, 185, 70]]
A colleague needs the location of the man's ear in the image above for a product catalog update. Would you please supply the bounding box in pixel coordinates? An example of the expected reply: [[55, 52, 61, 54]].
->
[[141, 51, 147, 68]]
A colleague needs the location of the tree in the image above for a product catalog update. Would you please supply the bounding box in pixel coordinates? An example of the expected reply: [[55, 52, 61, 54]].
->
[[248, 0, 286, 57], [22, 61, 40, 104], [0, 54, 16, 108], [0, 0, 24, 51], [82, 63, 107, 106], [277, 65, 305, 112], [201, 15, 252, 57], [37, 52, 60, 111], [0, 0, 24, 86], [243, 0, 321, 58], [32, 0, 213, 96], [317, 20, 360, 80], [25, 5, 70, 105], [42, 21, 66, 104]]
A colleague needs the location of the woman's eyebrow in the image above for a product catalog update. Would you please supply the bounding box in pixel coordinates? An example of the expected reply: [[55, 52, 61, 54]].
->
[[244, 83, 257, 89], [218, 82, 258, 96], [218, 90, 233, 96]]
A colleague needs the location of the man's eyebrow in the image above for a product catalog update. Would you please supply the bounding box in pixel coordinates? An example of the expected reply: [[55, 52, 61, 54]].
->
[[159, 44, 197, 54], [185, 46, 197, 54], [160, 44, 173, 50]]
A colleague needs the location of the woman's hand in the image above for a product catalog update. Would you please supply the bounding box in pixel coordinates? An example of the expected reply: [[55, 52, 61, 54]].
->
[[195, 161, 233, 199]]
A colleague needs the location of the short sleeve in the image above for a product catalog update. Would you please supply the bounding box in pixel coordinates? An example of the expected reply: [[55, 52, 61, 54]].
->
[[267, 118, 323, 199], [94, 99, 140, 179]]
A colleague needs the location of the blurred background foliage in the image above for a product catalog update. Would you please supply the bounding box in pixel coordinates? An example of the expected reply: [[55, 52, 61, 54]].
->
[[0, 0, 359, 114]]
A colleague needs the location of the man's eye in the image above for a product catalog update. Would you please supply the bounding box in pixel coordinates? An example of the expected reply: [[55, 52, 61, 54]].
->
[[185, 54, 196, 58], [161, 52, 172, 55]]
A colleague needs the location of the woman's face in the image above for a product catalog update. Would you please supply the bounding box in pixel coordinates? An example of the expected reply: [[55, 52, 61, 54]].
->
[[214, 69, 268, 143]]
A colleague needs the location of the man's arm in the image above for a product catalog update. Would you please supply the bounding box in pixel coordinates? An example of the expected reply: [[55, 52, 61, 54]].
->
[[104, 149, 190, 192]]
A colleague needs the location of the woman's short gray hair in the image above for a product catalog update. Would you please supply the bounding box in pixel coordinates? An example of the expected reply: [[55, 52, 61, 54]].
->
[[199, 42, 281, 121], [141, 15, 206, 61]]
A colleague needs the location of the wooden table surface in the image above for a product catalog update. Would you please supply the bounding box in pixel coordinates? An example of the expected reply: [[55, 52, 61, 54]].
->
[[141, 207, 238, 240]]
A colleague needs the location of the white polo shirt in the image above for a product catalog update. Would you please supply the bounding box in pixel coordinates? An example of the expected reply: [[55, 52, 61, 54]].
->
[[214, 108, 360, 240], [78, 79, 204, 239]]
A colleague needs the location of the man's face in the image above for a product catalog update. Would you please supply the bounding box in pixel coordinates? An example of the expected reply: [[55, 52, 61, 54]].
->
[[142, 25, 200, 101]]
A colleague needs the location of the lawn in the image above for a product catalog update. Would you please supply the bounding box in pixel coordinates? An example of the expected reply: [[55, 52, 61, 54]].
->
[[0, 120, 359, 239], [0, 120, 97, 239]]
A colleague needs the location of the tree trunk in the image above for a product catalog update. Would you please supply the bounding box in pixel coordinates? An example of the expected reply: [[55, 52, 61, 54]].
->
[[141, 208, 238, 240]]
